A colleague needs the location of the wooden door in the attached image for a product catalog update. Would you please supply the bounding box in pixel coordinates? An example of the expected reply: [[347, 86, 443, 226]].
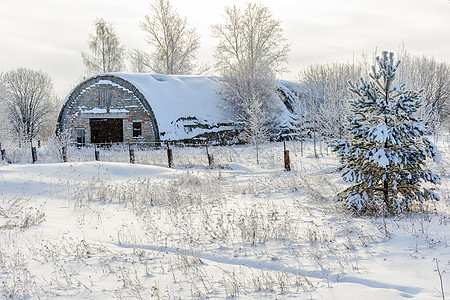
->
[[90, 118, 123, 144]]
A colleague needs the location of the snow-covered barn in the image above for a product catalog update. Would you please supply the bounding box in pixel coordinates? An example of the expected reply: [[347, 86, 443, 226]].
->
[[57, 73, 298, 145]]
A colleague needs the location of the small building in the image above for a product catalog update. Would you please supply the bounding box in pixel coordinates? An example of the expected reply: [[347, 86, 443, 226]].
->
[[57, 73, 298, 145]]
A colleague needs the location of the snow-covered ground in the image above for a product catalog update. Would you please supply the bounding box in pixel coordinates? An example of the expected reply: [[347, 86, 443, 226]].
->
[[0, 140, 449, 299]]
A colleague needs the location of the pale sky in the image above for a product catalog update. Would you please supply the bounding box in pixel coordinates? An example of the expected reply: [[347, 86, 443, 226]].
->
[[0, 0, 449, 98]]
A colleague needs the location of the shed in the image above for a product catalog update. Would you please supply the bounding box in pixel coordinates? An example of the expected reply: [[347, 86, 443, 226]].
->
[[57, 73, 298, 145]]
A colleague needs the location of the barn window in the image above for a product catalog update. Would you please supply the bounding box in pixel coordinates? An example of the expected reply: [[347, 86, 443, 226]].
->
[[76, 128, 85, 146], [133, 121, 142, 137], [98, 89, 112, 107]]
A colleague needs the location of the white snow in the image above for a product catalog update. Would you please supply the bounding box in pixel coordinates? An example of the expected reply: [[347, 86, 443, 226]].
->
[[81, 107, 129, 114], [118, 74, 226, 130], [63, 73, 298, 141], [110, 74, 232, 140], [370, 148, 389, 168], [429, 142, 442, 164], [0, 141, 448, 299], [368, 123, 388, 143]]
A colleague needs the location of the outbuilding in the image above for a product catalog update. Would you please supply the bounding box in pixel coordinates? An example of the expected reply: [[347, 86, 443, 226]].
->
[[57, 73, 298, 145]]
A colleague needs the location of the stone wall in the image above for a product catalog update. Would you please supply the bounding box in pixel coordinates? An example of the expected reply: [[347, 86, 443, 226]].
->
[[62, 81, 156, 144]]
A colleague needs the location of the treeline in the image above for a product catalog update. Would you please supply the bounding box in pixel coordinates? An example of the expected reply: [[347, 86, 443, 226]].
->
[[299, 50, 450, 155], [0, 0, 449, 150]]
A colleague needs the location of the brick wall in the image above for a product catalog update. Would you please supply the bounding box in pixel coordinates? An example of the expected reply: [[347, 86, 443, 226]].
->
[[63, 81, 156, 144]]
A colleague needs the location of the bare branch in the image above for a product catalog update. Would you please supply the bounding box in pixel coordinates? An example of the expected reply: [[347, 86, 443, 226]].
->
[[137, 0, 200, 75], [0, 68, 55, 143], [82, 18, 126, 76], [213, 3, 289, 150]]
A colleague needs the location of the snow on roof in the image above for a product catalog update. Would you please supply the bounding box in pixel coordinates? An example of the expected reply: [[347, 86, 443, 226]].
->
[[115, 73, 228, 130], [114, 74, 237, 140], [60, 73, 299, 141]]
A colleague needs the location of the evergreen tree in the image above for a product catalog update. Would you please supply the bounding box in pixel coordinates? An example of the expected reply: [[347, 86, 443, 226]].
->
[[332, 51, 441, 215]]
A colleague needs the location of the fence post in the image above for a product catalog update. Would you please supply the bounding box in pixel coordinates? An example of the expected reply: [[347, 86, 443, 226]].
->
[[166, 142, 173, 168], [94, 145, 99, 161], [62, 146, 67, 162], [31, 146, 37, 163], [284, 141, 291, 172], [129, 143, 135, 164], [206, 144, 214, 167]]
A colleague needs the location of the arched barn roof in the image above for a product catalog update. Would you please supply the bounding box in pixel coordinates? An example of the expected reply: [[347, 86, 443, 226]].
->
[[57, 73, 299, 142], [117, 74, 230, 141], [58, 73, 232, 141]]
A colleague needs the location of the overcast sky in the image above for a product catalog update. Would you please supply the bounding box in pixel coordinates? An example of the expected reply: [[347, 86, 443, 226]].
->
[[0, 0, 449, 97]]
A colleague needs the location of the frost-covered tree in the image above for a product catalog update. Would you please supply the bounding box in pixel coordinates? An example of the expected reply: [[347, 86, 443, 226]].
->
[[132, 0, 200, 74], [82, 18, 125, 75], [300, 84, 322, 157], [0, 68, 55, 144], [243, 85, 273, 163], [212, 3, 289, 151], [129, 48, 152, 73], [0, 75, 9, 143], [396, 51, 450, 136], [299, 62, 364, 141], [332, 52, 441, 215]]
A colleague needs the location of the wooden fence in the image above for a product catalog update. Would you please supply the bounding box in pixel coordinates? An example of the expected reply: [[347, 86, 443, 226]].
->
[[0, 141, 299, 171]]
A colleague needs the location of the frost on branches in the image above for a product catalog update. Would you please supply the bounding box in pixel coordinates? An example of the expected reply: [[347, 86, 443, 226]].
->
[[331, 51, 441, 215]]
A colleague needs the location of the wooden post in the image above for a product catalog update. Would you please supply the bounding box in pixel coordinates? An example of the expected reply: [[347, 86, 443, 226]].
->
[[1, 149, 5, 161], [129, 143, 135, 164], [206, 144, 214, 167], [284, 141, 291, 172], [94, 145, 99, 161], [166, 142, 173, 168], [62, 146, 67, 162], [31, 146, 37, 163]]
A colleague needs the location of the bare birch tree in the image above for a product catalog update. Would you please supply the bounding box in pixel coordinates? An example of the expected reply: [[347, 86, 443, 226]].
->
[[82, 18, 125, 75], [0, 68, 55, 144], [132, 0, 200, 75], [299, 84, 322, 158], [212, 3, 289, 159], [129, 48, 152, 73]]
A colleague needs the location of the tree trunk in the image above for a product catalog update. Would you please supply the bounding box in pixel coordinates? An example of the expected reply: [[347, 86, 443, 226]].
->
[[383, 178, 390, 214], [255, 140, 259, 164], [313, 129, 318, 158], [299, 139, 303, 157]]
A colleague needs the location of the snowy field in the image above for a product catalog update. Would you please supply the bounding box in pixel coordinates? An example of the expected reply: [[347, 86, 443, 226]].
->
[[0, 140, 449, 299]]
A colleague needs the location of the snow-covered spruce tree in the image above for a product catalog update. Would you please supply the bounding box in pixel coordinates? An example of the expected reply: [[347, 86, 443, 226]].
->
[[331, 51, 441, 215]]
